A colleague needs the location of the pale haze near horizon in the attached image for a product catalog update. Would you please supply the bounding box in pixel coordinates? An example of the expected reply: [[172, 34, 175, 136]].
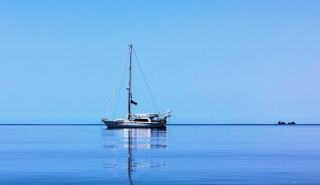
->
[[1, 1, 319, 124]]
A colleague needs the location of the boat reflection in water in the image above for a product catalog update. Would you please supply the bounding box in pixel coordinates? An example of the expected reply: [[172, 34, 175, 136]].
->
[[103, 128, 168, 184]]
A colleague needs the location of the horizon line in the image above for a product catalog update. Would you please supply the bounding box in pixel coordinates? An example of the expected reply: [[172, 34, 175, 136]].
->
[[0, 123, 319, 126]]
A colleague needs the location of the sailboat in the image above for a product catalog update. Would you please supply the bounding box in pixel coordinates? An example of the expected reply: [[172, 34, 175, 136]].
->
[[102, 45, 172, 128]]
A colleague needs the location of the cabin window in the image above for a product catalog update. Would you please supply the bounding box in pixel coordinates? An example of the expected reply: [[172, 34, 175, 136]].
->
[[134, 118, 149, 122]]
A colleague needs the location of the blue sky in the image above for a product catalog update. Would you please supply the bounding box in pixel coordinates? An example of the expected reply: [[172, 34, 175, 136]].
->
[[1, 0, 320, 124]]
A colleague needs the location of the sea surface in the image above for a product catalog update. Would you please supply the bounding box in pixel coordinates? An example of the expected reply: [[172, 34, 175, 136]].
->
[[0, 124, 319, 184]]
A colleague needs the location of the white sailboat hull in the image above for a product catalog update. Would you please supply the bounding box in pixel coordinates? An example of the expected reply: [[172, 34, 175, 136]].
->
[[103, 120, 166, 128]]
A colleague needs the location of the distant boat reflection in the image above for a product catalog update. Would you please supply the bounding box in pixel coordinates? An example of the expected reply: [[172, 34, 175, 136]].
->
[[103, 128, 168, 184]]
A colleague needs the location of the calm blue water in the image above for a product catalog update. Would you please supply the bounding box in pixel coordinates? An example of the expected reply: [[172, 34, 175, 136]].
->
[[0, 124, 319, 184]]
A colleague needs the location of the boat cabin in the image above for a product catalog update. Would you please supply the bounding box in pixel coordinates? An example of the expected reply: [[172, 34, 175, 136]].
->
[[133, 113, 160, 123]]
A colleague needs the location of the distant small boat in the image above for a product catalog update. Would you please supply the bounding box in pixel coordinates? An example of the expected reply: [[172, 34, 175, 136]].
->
[[277, 121, 286, 124], [102, 45, 172, 128], [277, 121, 296, 125]]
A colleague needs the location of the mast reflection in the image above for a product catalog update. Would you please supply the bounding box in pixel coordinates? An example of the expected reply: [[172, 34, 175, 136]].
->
[[128, 129, 133, 185], [103, 128, 167, 184]]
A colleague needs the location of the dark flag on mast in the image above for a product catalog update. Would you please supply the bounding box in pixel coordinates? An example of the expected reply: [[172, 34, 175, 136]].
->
[[131, 100, 138, 105]]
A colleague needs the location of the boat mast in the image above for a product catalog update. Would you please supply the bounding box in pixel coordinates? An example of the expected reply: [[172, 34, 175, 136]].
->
[[127, 45, 133, 121]]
